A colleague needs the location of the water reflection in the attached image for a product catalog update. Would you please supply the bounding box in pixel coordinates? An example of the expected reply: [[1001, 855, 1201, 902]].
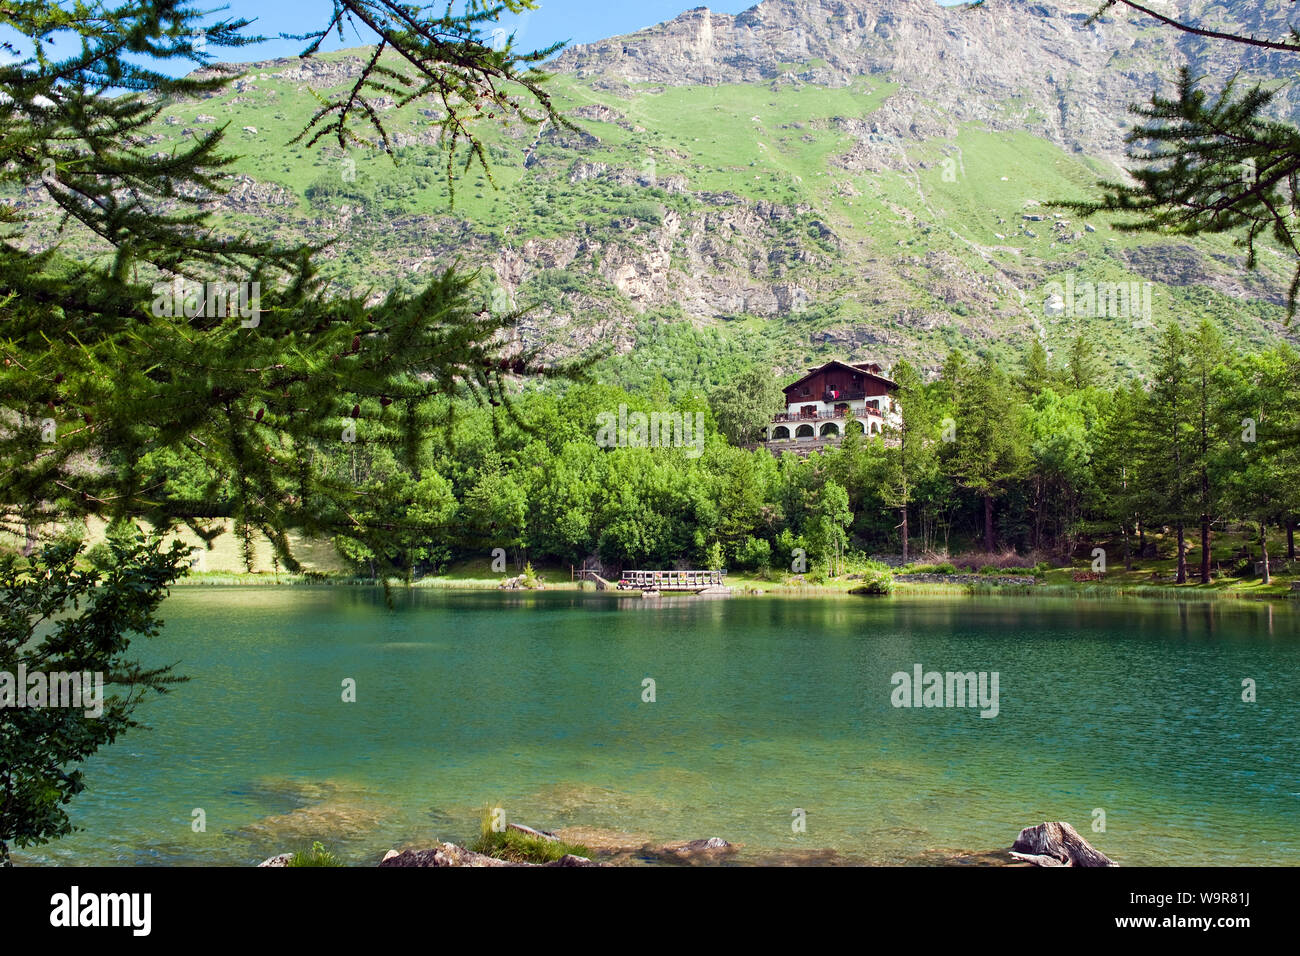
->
[[15, 588, 1300, 867]]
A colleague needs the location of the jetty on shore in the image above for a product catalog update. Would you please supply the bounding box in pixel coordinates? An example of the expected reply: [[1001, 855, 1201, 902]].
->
[[617, 569, 730, 595], [571, 567, 732, 596]]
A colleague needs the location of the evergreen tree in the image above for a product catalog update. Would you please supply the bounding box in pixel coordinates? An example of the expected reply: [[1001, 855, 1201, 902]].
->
[[0, 0, 573, 862], [881, 360, 937, 562], [1021, 338, 1053, 396], [0, 1, 579, 567], [1218, 347, 1300, 585], [1065, 63, 1300, 316], [945, 355, 1026, 552], [1092, 379, 1148, 569], [1187, 321, 1226, 583], [1141, 323, 1195, 582], [1065, 333, 1100, 393], [709, 365, 785, 446], [1022, 387, 1097, 554]]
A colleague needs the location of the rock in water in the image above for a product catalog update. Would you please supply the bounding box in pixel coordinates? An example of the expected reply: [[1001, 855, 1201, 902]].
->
[[682, 837, 731, 851], [1009, 821, 1117, 867], [654, 837, 737, 862], [376, 842, 602, 867], [378, 843, 514, 867]]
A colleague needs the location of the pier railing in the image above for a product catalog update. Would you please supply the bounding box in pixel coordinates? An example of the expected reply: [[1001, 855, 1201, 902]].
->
[[618, 569, 727, 590]]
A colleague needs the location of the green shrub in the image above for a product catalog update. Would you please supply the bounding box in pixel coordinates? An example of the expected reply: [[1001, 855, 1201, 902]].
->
[[470, 809, 590, 864], [703, 540, 726, 571], [906, 562, 956, 575], [735, 535, 772, 571], [628, 200, 664, 224], [304, 174, 373, 209], [851, 569, 894, 595], [853, 557, 892, 573], [286, 841, 342, 867], [532, 268, 585, 294]]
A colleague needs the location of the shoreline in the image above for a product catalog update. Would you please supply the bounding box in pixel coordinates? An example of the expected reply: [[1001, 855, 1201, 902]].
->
[[166, 572, 1299, 605]]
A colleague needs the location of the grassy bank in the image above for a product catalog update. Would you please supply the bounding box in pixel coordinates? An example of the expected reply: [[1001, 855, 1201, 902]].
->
[[726, 566, 1297, 602], [166, 561, 1297, 602], [26, 520, 1295, 602]]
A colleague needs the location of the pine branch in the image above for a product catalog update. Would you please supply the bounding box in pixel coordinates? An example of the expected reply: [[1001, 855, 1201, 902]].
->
[[1057, 68, 1300, 317], [1089, 1, 1300, 53], [1, 1, 593, 573]]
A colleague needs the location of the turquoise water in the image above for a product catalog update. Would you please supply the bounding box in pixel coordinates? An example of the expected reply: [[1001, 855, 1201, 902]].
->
[[17, 589, 1300, 866]]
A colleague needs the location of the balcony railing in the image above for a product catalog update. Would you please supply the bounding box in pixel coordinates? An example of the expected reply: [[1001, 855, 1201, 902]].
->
[[771, 406, 883, 424]]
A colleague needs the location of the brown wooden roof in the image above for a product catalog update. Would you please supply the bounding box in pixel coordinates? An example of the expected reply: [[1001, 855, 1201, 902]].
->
[[783, 359, 897, 393]]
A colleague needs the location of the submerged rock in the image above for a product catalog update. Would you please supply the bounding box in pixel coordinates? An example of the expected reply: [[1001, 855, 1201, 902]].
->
[[377, 842, 601, 867], [554, 825, 656, 855], [379, 844, 514, 867], [640, 837, 739, 865], [666, 837, 732, 853]]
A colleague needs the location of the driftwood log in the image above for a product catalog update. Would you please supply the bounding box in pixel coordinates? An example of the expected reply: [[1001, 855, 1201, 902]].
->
[[1009, 822, 1117, 867], [506, 822, 558, 842]]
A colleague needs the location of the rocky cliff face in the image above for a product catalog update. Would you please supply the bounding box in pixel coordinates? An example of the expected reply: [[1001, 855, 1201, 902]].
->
[[553, 0, 1298, 162], [16, 1, 1300, 380]]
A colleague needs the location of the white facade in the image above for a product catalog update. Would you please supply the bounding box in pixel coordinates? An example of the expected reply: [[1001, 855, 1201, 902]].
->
[[764, 360, 903, 444], [766, 402, 902, 442], [782, 395, 901, 428]]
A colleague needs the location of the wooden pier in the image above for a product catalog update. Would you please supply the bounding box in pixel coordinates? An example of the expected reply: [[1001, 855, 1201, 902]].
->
[[617, 569, 728, 593]]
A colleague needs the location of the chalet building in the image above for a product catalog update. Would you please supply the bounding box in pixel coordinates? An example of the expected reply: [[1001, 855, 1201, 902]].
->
[[765, 360, 901, 445]]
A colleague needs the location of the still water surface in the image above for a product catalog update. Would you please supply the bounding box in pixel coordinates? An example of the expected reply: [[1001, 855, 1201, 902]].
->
[[20, 589, 1300, 865]]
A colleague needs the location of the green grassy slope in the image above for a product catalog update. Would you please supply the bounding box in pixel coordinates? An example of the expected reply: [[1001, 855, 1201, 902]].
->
[[18, 45, 1297, 392]]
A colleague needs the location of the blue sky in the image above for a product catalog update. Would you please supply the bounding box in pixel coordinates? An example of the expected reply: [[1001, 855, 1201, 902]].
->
[[3, 1, 971, 66], [0, 2, 755, 65], [218, 0, 971, 60], [217, 1, 760, 61]]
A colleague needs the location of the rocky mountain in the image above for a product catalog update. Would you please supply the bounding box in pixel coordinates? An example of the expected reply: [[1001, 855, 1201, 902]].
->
[[14, 0, 1300, 387], [555, 0, 1300, 161]]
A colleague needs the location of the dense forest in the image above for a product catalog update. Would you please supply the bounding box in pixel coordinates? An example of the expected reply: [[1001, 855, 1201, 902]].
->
[[121, 321, 1299, 584], [6, 0, 1300, 876]]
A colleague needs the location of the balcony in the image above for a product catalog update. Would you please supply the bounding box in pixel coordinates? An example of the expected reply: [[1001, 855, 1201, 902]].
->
[[822, 389, 868, 402], [771, 406, 883, 424]]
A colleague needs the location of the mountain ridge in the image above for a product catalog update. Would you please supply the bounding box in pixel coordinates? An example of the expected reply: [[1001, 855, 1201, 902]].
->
[[12, 0, 1300, 387], [552, 0, 1300, 160]]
